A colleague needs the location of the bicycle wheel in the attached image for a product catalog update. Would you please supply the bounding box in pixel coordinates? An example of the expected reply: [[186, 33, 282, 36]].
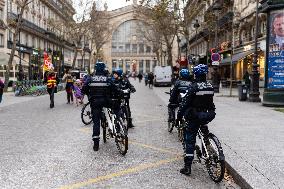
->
[[205, 133, 225, 183], [121, 105, 130, 130], [81, 102, 93, 125], [168, 121, 174, 133], [115, 119, 128, 155]]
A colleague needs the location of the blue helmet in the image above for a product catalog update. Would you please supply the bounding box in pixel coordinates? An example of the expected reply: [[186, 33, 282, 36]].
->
[[179, 69, 190, 79], [113, 68, 123, 77], [193, 64, 208, 77], [95, 62, 106, 73]]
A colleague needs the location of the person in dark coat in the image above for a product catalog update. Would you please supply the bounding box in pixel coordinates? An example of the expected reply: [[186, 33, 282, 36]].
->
[[0, 78, 5, 104]]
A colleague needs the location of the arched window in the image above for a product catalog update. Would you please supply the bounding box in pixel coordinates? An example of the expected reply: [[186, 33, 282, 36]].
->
[[112, 20, 149, 54]]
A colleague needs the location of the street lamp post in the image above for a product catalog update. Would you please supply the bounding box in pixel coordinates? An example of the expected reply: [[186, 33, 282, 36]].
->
[[212, 2, 222, 93], [248, 0, 261, 102], [193, 19, 200, 65]]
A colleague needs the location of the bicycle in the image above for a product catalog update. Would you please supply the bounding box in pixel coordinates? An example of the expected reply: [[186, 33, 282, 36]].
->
[[166, 90, 187, 142], [120, 89, 130, 130], [81, 102, 93, 125], [101, 103, 128, 155], [181, 123, 225, 183]]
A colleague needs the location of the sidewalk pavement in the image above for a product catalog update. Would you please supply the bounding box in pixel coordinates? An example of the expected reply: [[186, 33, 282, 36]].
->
[[0, 92, 37, 108], [211, 87, 284, 189]]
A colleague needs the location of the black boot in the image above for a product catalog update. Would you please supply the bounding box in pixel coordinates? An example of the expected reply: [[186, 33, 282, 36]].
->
[[128, 118, 134, 128], [93, 139, 99, 151], [180, 156, 192, 176]]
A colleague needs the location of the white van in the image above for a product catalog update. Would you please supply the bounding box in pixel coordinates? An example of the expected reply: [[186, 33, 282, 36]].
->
[[153, 66, 172, 87]]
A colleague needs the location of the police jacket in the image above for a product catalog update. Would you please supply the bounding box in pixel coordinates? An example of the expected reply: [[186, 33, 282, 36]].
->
[[177, 80, 215, 120], [113, 78, 136, 98], [82, 73, 121, 101], [169, 79, 192, 104]]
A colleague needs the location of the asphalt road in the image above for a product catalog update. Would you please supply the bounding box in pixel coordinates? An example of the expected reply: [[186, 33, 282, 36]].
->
[[0, 79, 239, 189]]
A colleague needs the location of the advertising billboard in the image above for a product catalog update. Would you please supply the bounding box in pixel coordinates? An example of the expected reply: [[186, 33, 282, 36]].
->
[[267, 10, 284, 89]]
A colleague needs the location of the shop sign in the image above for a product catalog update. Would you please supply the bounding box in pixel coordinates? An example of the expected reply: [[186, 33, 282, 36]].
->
[[244, 45, 252, 51], [267, 9, 284, 89]]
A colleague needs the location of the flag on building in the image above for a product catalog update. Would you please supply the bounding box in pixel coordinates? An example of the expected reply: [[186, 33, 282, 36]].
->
[[43, 52, 54, 71]]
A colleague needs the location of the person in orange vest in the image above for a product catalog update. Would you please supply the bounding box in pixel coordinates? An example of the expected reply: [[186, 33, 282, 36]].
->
[[62, 69, 74, 104], [45, 70, 59, 108]]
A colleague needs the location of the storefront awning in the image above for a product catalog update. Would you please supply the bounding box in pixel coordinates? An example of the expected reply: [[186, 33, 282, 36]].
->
[[221, 50, 254, 65]]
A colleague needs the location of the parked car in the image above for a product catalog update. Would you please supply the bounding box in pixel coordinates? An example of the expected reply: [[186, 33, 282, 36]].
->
[[153, 66, 172, 87]]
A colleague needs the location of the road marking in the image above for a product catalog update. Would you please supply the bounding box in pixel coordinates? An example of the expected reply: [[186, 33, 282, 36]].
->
[[58, 156, 182, 189], [78, 128, 182, 156]]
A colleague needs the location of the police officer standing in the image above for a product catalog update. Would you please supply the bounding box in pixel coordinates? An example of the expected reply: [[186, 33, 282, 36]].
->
[[176, 64, 216, 175], [168, 68, 192, 122], [82, 62, 122, 151]]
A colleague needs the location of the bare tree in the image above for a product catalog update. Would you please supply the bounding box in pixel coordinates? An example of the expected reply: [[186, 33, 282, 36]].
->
[[88, 2, 112, 72], [49, 0, 94, 70], [136, 0, 178, 66], [4, 0, 34, 92]]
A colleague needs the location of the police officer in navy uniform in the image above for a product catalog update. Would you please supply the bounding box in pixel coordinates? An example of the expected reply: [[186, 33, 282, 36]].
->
[[168, 68, 192, 122], [82, 62, 122, 151], [112, 68, 136, 128], [177, 64, 216, 175]]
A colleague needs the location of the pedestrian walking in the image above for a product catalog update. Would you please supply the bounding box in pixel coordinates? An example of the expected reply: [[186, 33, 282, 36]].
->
[[62, 70, 74, 104], [0, 78, 5, 104], [137, 73, 143, 83], [243, 70, 251, 90], [144, 73, 148, 86], [148, 72, 154, 89], [44, 70, 59, 108], [73, 79, 84, 106]]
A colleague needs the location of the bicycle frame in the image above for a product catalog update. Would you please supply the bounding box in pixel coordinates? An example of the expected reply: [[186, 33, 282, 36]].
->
[[103, 107, 117, 135], [197, 129, 210, 159]]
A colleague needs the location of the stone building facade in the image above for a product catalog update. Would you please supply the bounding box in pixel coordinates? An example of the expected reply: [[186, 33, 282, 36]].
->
[[184, 0, 266, 85], [101, 3, 178, 74], [0, 0, 76, 80]]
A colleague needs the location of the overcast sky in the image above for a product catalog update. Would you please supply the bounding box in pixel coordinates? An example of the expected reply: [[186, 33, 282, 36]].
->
[[73, 0, 133, 12]]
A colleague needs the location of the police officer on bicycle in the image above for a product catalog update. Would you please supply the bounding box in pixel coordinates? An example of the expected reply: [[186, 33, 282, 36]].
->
[[176, 64, 216, 176], [112, 68, 136, 128], [82, 62, 122, 151], [168, 68, 192, 122]]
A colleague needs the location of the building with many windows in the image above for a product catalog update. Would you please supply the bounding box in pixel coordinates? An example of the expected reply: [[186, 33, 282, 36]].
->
[[184, 0, 266, 86], [100, 1, 179, 74], [0, 0, 76, 81]]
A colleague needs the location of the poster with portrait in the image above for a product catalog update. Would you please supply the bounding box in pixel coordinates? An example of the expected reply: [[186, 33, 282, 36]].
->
[[268, 10, 284, 89]]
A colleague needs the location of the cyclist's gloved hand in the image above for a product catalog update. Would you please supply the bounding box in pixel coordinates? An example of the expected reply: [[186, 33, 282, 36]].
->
[[130, 88, 136, 93]]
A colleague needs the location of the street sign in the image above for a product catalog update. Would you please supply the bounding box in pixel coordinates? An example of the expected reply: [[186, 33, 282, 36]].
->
[[212, 61, 220, 66], [211, 53, 221, 62]]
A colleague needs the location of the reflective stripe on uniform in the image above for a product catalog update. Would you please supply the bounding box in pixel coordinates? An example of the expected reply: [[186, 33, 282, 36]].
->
[[92, 136, 100, 139], [185, 154, 194, 157], [196, 91, 214, 95], [89, 83, 108, 87]]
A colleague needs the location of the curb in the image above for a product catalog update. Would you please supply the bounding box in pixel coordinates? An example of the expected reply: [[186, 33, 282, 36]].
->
[[225, 161, 253, 189]]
